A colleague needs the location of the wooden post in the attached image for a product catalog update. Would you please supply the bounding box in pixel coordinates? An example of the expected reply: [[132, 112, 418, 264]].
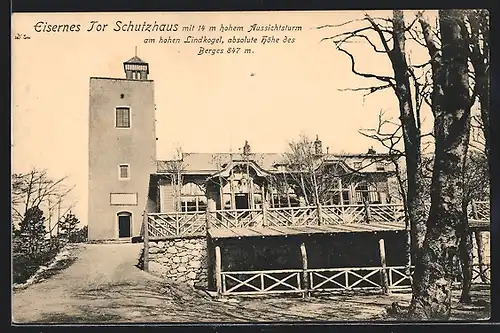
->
[[143, 211, 150, 272], [338, 178, 343, 206], [219, 176, 224, 210], [378, 238, 390, 295], [317, 203, 323, 226], [262, 183, 268, 227], [300, 242, 309, 297], [215, 245, 223, 297], [364, 200, 371, 224], [206, 200, 213, 231], [475, 231, 487, 282], [471, 200, 487, 282], [249, 177, 255, 210], [230, 168, 236, 210]]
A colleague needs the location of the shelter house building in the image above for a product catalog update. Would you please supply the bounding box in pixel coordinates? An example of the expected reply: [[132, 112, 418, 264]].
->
[[88, 55, 490, 296], [88, 54, 401, 241]]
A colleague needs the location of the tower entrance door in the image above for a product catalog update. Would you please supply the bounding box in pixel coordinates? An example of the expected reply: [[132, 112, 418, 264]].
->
[[118, 212, 132, 238]]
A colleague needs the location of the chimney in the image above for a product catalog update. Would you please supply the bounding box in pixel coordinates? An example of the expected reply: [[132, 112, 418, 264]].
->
[[314, 135, 323, 156], [243, 140, 251, 155]]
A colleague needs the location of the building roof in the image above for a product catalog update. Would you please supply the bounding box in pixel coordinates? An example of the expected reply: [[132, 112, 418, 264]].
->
[[156, 152, 398, 175], [157, 153, 283, 173], [124, 56, 148, 64], [208, 222, 406, 239]]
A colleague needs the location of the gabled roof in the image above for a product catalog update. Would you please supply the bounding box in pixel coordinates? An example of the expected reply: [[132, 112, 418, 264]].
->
[[124, 56, 148, 64], [156, 152, 397, 175], [210, 160, 272, 178], [157, 153, 283, 173]]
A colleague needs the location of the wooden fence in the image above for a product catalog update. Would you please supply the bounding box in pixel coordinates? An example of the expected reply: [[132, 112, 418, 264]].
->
[[146, 200, 489, 239], [217, 264, 489, 296]]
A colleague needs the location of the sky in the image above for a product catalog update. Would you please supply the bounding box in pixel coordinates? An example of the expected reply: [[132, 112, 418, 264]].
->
[[11, 10, 436, 225]]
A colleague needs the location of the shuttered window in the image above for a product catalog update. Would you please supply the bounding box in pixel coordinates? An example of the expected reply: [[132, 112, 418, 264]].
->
[[116, 107, 130, 128], [119, 164, 130, 180]]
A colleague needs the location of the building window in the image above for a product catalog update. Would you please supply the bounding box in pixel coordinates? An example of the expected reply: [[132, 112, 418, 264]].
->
[[115, 107, 130, 128], [180, 182, 207, 212], [376, 162, 386, 171], [119, 164, 130, 180], [355, 182, 380, 204]]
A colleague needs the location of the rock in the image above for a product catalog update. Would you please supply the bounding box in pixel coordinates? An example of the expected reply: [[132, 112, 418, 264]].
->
[[149, 262, 167, 275], [166, 247, 177, 254], [189, 260, 201, 268], [172, 256, 180, 263], [177, 265, 187, 272], [180, 256, 189, 263], [187, 271, 197, 280], [185, 243, 196, 250], [157, 241, 165, 248], [150, 247, 161, 254]]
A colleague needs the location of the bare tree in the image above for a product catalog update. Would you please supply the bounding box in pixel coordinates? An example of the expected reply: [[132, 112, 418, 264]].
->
[[282, 134, 323, 206], [467, 10, 490, 159], [319, 10, 429, 263], [458, 148, 490, 302], [359, 110, 410, 269], [408, 9, 473, 319], [162, 147, 187, 211], [11, 168, 75, 235]]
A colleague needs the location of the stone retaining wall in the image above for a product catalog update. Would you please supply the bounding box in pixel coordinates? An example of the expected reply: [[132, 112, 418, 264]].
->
[[146, 236, 208, 289]]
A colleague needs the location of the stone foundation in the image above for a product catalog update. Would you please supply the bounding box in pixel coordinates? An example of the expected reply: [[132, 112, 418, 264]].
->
[[146, 236, 208, 289]]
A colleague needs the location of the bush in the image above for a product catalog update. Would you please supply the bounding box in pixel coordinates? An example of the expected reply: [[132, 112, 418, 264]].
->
[[12, 237, 62, 284]]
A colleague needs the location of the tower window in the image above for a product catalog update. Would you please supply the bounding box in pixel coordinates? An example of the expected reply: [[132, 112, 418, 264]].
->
[[115, 107, 130, 128], [119, 164, 130, 180]]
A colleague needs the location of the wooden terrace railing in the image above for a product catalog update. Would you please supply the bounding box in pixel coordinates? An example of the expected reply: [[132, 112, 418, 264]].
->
[[147, 211, 206, 239], [146, 201, 490, 239], [218, 264, 489, 296]]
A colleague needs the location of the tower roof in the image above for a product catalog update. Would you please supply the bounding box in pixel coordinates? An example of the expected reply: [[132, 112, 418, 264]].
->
[[124, 56, 147, 64]]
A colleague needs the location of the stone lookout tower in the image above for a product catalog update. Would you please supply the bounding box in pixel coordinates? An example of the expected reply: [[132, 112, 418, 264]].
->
[[88, 53, 157, 240]]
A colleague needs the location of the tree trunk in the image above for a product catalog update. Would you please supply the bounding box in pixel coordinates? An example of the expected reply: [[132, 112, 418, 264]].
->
[[408, 9, 472, 320], [391, 10, 428, 260], [459, 227, 473, 304], [468, 9, 490, 158]]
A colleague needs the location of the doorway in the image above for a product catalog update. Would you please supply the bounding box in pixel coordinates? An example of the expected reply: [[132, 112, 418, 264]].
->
[[118, 212, 132, 238], [235, 194, 249, 210]]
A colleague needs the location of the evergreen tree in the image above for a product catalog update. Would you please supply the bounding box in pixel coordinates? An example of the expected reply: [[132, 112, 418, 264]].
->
[[60, 212, 81, 243], [18, 206, 47, 260]]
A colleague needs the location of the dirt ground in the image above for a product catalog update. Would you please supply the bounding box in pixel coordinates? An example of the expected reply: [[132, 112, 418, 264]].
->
[[11, 243, 491, 323]]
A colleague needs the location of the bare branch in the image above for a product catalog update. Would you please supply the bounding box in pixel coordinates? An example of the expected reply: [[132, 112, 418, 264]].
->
[[336, 46, 395, 87]]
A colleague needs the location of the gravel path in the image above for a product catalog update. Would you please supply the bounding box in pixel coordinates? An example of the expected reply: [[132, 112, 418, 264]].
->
[[12, 243, 491, 323]]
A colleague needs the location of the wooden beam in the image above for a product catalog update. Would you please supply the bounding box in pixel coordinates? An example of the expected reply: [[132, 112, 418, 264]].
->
[[475, 231, 488, 283], [364, 199, 371, 223], [143, 211, 150, 272], [300, 242, 309, 298], [378, 238, 391, 295], [262, 182, 268, 227], [215, 245, 222, 297], [230, 168, 236, 210]]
